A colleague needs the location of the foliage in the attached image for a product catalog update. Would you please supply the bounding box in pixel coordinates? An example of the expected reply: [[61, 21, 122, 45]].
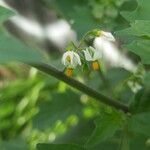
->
[[0, 0, 150, 150]]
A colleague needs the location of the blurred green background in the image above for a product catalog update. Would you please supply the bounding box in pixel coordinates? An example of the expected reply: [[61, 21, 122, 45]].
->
[[0, 0, 150, 150]]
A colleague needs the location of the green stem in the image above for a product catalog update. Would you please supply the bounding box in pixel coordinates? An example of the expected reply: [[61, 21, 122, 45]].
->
[[30, 63, 129, 113]]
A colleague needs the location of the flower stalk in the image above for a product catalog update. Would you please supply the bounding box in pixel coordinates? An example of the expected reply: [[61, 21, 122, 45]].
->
[[30, 63, 129, 113]]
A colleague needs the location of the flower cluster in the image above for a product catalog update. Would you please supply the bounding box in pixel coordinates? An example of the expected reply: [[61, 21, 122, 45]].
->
[[62, 30, 115, 76]]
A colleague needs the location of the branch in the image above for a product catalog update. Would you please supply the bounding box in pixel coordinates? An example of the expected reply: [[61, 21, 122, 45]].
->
[[30, 63, 129, 113]]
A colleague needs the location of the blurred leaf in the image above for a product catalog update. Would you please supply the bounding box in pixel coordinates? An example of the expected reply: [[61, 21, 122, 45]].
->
[[130, 135, 150, 150], [33, 90, 83, 130], [121, 0, 150, 21], [124, 40, 150, 65], [0, 6, 14, 22], [130, 88, 150, 113], [86, 111, 124, 147], [87, 139, 119, 150], [119, 20, 150, 37], [118, 0, 150, 65], [55, 119, 95, 145], [0, 30, 46, 64], [128, 112, 150, 136], [37, 143, 85, 150], [0, 139, 28, 150], [144, 72, 150, 89]]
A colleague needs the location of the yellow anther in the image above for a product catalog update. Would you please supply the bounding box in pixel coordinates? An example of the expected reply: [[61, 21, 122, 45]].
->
[[92, 61, 100, 70], [66, 68, 73, 77]]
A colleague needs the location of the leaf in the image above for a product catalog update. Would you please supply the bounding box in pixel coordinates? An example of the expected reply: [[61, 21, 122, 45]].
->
[[118, 0, 150, 65], [119, 20, 150, 37], [144, 72, 150, 89], [130, 135, 150, 150], [86, 111, 124, 147], [0, 139, 28, 150], [0, 30, 46, 64], [130, 88, 150, 113], [33, 90, 83, 130], [124, 40, 150, 64], [128, 112, 150, 136], [0, 6, 14, 22], [37, 144, 85, 150], [121, 0, 150, 21]]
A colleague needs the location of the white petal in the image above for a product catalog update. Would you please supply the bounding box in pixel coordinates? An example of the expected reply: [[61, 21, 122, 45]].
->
[[89, 46, 96, 53], [83, 50, 93, 61], [101, 31, 116, 42], [94, 37, 137, 72], [62, 52, 69, 66], [93, 50, 102, 61], [69, 51, 74, 66], [62, 51, 81, 68], [94, 37, 120, 66], [73, 52, 82, 65]]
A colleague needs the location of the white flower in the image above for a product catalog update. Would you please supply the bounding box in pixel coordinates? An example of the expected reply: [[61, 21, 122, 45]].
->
[[83, 46, 102, 62], [93, 30, 137, 73], [100, 31, 116, 42], [62, 51, 81, 69], [83, 46, 102, 70]]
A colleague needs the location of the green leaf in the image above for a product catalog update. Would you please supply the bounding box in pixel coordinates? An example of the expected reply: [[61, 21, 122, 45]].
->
[[129, 112, 150, 136], [0, 30, 46, 64], [33, 90, 83, 130], [87, 140, 118, 150], [119, 20, 150, 37], [130, 135, 150, 150], [144, 72, 150, 89], [0, 139, 28, 150], [86, 111, 124, 147], [121, 0, 150, 21], [130, 88, 150, 113], [37, 144, 85, 150], [118, 0, 150, 66], [0, 6, 14, 22], [124, 40, 150, 64]]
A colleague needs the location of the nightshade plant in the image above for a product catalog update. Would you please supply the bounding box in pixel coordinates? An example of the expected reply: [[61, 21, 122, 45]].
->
[[0, 0, 150, 150]]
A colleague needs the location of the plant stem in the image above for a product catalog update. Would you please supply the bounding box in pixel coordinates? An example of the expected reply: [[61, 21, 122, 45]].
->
[[30, 63, 129, 113]]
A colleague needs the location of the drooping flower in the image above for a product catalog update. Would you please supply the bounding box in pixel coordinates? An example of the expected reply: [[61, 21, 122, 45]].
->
[[62, 51, 81, 76], [83, 46, 102, 70], [99, 31, 116, 42], [93, 30, 137, 72]]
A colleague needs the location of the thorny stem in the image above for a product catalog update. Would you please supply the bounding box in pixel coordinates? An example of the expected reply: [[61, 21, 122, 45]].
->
[[30, 63, 129, 113]]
